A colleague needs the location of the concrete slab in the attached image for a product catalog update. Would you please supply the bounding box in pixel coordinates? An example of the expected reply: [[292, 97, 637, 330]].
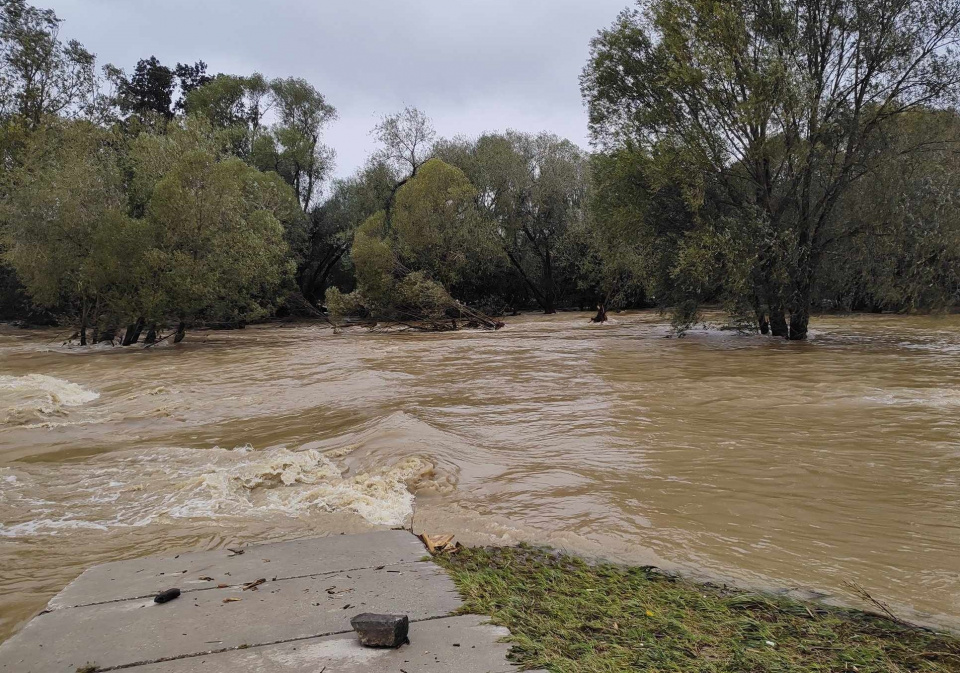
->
[[132, 615, 523, 673], [50, 531, 425, 609], [0, 562, 460, 673]]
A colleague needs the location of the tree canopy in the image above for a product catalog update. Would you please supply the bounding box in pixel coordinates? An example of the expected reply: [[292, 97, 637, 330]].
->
[[3, 0, 960, 343]]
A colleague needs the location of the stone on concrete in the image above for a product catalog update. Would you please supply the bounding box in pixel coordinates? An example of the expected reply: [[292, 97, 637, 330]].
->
[[350, 613, 409, 648], [131, 616, 532, 673], [0, 532, 540, 673], [153, 588, 180, 604], [0, 562, 459, 672]]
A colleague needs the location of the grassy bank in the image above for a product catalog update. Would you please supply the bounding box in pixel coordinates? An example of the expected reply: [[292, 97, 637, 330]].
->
[[436, 545, 960, 673]]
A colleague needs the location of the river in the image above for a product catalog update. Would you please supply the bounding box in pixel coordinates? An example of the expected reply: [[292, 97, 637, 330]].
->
[[1, 311, 959, 640]]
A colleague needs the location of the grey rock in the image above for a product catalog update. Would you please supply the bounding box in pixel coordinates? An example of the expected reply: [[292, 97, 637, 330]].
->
[[350, 613, 409, 648], [153, 589, 180, 604]]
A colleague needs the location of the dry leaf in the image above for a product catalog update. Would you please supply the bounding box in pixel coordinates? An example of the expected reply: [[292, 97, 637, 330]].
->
[[419, 533, 455, 554], [242, 578, 266, 591]]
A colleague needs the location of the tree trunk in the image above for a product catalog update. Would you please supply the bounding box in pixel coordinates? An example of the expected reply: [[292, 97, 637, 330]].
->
[[503, 249, 552, 314], [789, 289, 811, 341], [173, 322, 186, 344], [79, 319, 87, 347], [759, 314, 770, 335], [122, 318, 145, 346], [789, 307, 809, 341], [769, 304, 789, 338], [98, 328, 117, 344], [591, 303, 608, 323], [788, 267, 814, 341], [144, 325, 158, 345]]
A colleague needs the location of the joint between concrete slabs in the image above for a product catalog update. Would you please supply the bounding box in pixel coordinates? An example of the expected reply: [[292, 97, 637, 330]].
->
[[49, 559, 422, 611], [82, 613, 487, 672]]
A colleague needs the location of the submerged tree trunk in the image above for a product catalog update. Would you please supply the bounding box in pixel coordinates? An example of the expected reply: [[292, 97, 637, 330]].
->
[[769, 304, 789, 338], [788, 266, 814, 341], [143, 325, 158, 345], [591, 303, 608, 323], [122, 318, 145, 346], [97, 328, 117, 344], [789, 309, 809, 341], [173, 321, 186, 344]]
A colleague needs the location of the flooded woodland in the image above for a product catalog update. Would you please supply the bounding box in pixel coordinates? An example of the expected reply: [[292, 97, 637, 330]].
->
[[2, 311, 959, 641]]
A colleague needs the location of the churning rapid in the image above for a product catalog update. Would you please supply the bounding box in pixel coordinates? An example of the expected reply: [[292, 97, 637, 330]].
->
[[1, 312, 959, 640]]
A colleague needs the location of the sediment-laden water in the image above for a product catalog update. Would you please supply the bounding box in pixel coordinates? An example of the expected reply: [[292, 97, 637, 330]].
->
[[1, 312, 958, 640]]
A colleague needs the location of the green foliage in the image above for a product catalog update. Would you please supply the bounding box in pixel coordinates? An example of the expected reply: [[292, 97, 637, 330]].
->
[[0, 113, 300, 339], [0, 120, 131, 333], [131, 118, 297, 323], [820, 110, 960, 312], [186, 74, 336, 213], [583, 0, 960, 338], [438, 131, 590, 313], [0, 0, 96, 127], [115, 56, 175, 121], [327, 159, 493, 326], [440, 546, 960, 673]]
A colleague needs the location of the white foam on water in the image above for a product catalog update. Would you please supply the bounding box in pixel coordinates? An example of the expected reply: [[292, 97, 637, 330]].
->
[[168, 447, 431, 527], [0, 374, 99, 423], [0, 443, 442, 537]]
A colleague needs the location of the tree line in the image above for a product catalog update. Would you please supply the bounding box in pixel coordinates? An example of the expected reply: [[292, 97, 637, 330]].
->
[[2, 0, 959, 343]]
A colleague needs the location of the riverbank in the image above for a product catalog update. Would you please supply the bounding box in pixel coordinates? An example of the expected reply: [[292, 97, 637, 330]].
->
[[438, 545, 960, 673]]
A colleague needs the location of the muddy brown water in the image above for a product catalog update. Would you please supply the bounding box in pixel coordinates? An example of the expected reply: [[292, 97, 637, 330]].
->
[[1, 311, 959, 640]]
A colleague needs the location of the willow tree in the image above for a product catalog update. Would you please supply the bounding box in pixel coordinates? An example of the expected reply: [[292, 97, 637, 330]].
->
[[583, 0, 960, 339], [437, 132, 590, 314], [0, 0, 96, 128], [819, 109, 960, 312], [326, 158, 501, 330], [0, 121, 136, 344], [130, 118, 300, 338]]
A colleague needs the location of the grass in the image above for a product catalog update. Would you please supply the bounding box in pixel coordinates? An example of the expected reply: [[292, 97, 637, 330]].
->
[[436, 545, 960, 673]]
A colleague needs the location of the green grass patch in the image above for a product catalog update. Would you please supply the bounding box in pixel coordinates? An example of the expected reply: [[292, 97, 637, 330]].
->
[[437, 545, 960, 673]]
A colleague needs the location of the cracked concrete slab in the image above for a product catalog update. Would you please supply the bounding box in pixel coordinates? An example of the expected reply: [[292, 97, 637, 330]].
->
[[132, 615, 526, 673], [50, 530, 426, 609], [0, 534, 478, 673]]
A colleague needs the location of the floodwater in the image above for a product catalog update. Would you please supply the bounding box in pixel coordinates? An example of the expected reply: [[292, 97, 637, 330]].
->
[[1, 312, 959, 640]]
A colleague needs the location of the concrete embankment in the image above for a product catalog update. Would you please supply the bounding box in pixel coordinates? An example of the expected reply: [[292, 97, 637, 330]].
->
[[0, 531, 538, 673]]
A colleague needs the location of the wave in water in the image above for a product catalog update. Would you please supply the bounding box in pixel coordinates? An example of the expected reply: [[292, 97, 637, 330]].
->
[[0, 374, 99, 424], [0, 443, 442, 537]]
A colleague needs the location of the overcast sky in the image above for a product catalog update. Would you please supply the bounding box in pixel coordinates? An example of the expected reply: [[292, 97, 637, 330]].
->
[[52, 0, 628, 180]]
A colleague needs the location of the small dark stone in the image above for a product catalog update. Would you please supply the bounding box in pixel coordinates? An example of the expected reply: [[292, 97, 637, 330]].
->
[[350, 613, 409, 648], [154, 588, 181, 604]]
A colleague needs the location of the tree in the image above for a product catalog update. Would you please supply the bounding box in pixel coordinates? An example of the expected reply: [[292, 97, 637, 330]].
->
[[130, 117, 300, 333], [173, 60, 212, 112], [0, 0, 95, 128], [326, 158, 501, 329], [187, 74, 336, 213], [0, 120, 134, 343], [819, 109, 960, 312], [116, 56, 174, 120], [583, 0, 960, 339], [298, 160, 395, 305], [371, 106, 436, 231], [438, 131, 590, 314]]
